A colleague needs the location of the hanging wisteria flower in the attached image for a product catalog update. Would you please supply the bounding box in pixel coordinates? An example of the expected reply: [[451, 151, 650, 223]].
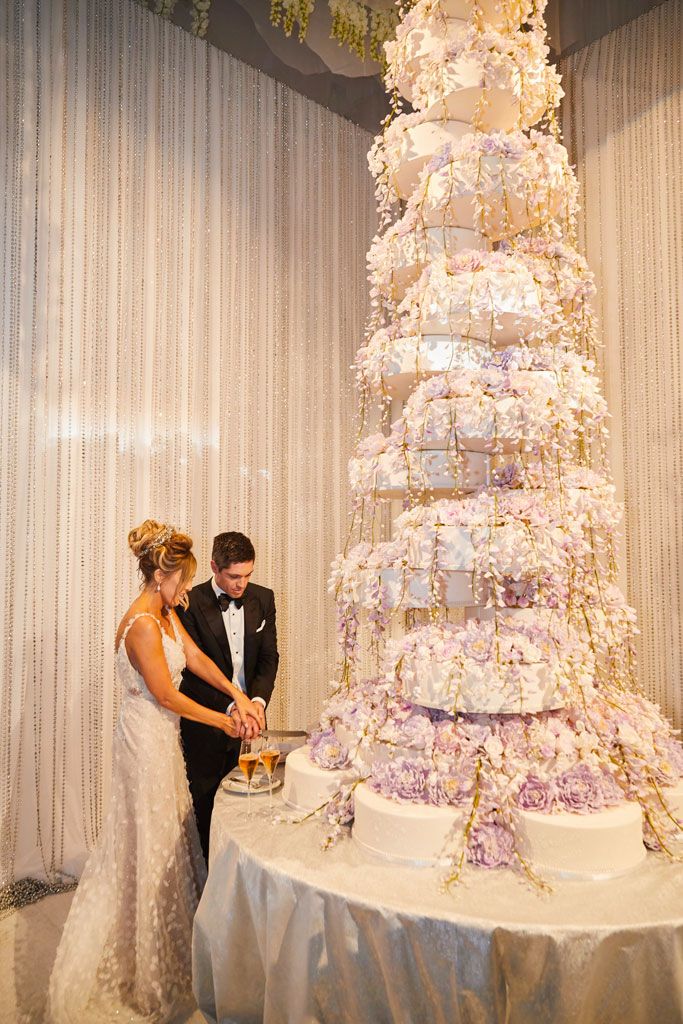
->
[[386, 20, 562, 131]]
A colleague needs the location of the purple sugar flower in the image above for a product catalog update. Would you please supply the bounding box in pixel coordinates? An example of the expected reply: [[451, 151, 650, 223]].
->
[[468, 822, 514, 868], [517, 775, 554, 813], [308, 730, 350, 771], [555, 765, 602, 813], [428, 772, 472, 807], [370, 758, 429, 801], [426, 143, 452, 174]]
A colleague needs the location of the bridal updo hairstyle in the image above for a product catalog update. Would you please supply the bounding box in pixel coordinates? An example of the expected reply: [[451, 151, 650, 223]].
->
[[128, 519, 197, 605]]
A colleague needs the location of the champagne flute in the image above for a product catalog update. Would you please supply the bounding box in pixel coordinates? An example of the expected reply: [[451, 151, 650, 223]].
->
[[238, 738, 259, 817], [259, 733, 281, 810]]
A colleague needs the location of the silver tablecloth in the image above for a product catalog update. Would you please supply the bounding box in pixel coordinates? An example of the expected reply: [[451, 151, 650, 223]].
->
[[193, 787, 683, 1024]]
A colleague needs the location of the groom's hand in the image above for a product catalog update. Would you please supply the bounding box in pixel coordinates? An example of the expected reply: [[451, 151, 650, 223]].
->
[[229, 707, 260, 739]]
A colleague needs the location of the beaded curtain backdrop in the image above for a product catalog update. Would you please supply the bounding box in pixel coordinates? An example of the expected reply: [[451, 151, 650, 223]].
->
[[0, 0, 375, 891], [561, 0, 683, 728]]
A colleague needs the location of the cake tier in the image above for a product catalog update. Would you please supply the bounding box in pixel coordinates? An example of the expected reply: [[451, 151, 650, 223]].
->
[[282, 745, 354, 813], [515, 803, 646, 879], [361, 564, 486, 610], [397, 256, 545, 344], [389, 16, 468, 100], [394, 359, 605, 455], [353, 783, 466, 865], [357, 331, 492, 400], [353, 785, 646, 877], [367, 223, 484, 302], [349, 446, 488, 500], [388, 118, 470, 201], [400, 130, 575, 238], [385, 616, 591, 713], [401, 658, 567, 714], [388, 22, 556, 132], [401, 373, 567, 454]]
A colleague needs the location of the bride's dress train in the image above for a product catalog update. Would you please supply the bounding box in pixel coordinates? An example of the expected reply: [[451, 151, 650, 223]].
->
[[47, 613, 207, 1023]]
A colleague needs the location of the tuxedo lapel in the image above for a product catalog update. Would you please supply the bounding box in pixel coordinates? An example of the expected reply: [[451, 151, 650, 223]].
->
[[242, 585, 260, 684], [195, 579, 233, 678], [242, 585, 260, 635]]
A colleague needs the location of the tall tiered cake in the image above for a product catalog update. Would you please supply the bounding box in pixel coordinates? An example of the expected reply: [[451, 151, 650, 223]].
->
[[283, 0, 683, 883]]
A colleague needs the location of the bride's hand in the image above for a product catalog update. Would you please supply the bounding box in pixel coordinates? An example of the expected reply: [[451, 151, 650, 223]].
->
[[222, 713, 242, 738]]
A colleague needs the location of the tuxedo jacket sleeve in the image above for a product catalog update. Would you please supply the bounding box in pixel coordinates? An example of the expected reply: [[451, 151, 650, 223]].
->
[[177, 578, 279, 712]]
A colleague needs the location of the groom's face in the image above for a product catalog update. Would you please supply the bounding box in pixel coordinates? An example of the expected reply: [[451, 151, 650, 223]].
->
[[212, 559, 254, 599]]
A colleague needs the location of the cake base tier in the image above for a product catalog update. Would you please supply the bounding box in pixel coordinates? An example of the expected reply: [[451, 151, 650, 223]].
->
[[352, 785, 648, 878], [282, 745, 354, 813]]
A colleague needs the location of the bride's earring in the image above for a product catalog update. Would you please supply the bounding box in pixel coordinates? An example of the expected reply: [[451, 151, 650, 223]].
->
[[156, 584, 161, 592]]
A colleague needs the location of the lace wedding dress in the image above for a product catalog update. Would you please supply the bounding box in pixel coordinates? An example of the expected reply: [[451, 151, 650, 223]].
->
[[47, 612, 207, 1024]]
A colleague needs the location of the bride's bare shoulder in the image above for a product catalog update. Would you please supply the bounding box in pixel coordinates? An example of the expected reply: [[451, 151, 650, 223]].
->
[[115, 601, 156, 650]]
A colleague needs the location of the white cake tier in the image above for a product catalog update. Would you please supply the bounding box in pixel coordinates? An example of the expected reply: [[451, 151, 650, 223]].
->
[[406, 137, 570, 238], [391, 17, 468, 105], [368, 224, 484, 301], [399, 655, 567, 714], [403, 521, 563, 579], [390, 119, 470, 200], [367, 334, 493, 401], [400, 264, 545, 344], [362, 566, 486, 610], [515, 803, 646, 879], [282, 745, 354, 813], [353, 785, 647, 877], [402, 375, 559, 454], [350, 447, 488, 500], [353, 783, 466, 865], [392, 35, 545, 133]]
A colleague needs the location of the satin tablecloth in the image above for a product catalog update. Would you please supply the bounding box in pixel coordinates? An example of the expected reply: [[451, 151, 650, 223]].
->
[[193, 786, 683, 1024]]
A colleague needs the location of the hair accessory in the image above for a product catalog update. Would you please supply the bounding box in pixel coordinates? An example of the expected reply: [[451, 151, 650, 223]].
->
[[141, 525, 174, 556]]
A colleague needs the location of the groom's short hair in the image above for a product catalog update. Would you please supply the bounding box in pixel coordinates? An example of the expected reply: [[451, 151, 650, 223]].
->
[[212, 531, 255, 569]]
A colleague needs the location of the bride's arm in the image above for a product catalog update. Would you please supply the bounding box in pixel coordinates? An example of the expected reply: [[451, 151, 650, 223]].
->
[[173, 613, 262, 732], [125, 618, 240, 735]]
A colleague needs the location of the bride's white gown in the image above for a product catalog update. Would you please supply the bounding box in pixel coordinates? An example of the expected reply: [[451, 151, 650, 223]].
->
[[48, 612, 207, 1023]]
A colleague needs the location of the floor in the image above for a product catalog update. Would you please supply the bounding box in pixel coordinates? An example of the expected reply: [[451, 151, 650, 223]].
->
[[0, 892, 206, 1024]]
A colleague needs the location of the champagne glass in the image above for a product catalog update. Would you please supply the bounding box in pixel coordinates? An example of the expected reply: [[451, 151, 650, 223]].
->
[[259, 732, 281, 810], [238, 738, 260, 817]]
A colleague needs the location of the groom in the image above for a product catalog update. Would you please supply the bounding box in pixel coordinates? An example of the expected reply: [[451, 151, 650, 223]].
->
[[178, 531, 279, 861]]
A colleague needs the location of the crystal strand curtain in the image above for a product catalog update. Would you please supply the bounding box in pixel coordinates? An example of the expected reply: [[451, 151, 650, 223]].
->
[[560, 0, 683, 727], [0, 0, 376, 884]]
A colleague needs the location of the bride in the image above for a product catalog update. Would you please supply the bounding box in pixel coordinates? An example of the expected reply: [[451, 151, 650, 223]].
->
[[48, 520, 263, 1023]]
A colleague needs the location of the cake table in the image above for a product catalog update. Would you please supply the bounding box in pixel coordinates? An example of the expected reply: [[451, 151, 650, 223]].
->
[[192, 787, 683, 1024]]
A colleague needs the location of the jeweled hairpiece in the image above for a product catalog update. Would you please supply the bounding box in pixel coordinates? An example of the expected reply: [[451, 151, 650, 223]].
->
[[141, 525, 175, 556]]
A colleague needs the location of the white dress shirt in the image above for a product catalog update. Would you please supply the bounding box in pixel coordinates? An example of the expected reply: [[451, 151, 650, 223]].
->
[[211, 577, 265, 712]]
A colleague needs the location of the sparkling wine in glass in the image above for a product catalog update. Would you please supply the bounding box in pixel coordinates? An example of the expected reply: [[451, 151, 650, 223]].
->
[[259, 735, 281, 809], [238, 740, 259, 816]]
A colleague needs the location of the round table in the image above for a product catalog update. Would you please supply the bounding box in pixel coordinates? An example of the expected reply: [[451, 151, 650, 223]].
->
[[192, 784, 683, 1024]]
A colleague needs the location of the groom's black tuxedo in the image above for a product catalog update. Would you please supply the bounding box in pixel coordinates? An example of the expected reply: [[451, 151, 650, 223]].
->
[[177, 578, 279, 860]]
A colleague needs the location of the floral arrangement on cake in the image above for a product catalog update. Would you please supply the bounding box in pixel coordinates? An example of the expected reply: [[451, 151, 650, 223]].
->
[[283, 0, 683, 885]]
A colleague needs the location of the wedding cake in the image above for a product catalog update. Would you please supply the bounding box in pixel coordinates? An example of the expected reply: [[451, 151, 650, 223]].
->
[[283, 0, 683, 884]]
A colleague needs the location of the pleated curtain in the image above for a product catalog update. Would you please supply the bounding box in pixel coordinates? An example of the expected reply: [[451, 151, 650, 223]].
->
[[560, 0, 683, 727], [0, 0, 375, 883]]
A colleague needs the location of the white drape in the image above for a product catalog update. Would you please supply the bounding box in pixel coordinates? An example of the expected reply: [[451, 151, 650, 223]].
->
[[560, 0, 683, 727], [0, 0, 375, 883]]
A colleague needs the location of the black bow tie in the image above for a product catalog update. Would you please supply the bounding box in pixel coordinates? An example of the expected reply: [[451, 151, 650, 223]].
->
[[217, 593, 242, 611]]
